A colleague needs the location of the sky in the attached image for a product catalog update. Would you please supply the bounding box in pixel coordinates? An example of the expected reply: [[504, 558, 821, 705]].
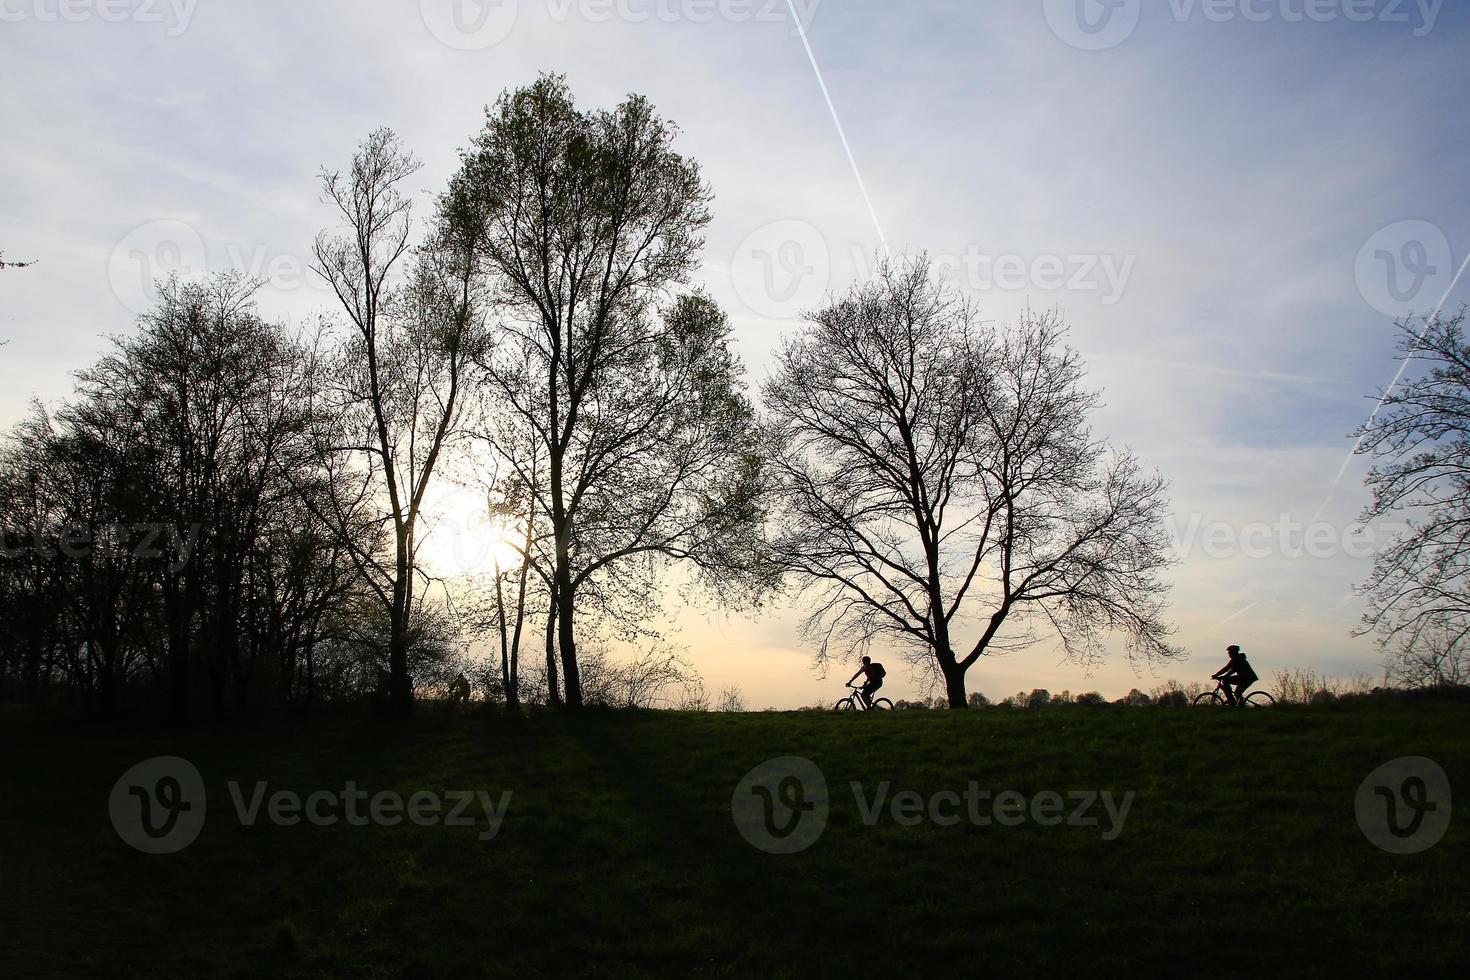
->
[[2, 0, 1468, 708]]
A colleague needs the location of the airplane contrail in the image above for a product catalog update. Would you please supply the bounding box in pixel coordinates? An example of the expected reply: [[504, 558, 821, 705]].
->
[[1214, 601, 1259, 629], [1312, 249, 1470, 523], [785, 0, 890, 256]]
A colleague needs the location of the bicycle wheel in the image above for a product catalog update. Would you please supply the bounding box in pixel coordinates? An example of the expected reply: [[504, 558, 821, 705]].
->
[[1244, 691, 1277, 707], [1192, 691, 1224, 707], [835, 697, 857, 712], [871, 698, 894, 711]]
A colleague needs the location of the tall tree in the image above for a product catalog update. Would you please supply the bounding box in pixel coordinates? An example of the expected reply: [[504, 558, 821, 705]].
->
[[313, 129, 486, 717], [1354, 310, 1470, 659], [448, 76, 767, 708], [765, 260, 1180, 708]]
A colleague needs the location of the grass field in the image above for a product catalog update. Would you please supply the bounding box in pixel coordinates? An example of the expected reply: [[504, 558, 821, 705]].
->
[[2, 702, 1466, 978]]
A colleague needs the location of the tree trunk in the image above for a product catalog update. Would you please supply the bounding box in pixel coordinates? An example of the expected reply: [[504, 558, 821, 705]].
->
[[387, 624, 412, 718], [943, 662, 969, 710], [304, 639, 316, 719], [555, 566, 582, 709], [387, 533, 414, 719], [544, 590, 561, 708], [167, 606, 191, 724], [929, 591, 968, 709], [935, 636, 968, 709]]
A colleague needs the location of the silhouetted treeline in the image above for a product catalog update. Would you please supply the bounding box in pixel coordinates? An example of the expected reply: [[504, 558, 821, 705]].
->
[[0, 277, 461, 720]]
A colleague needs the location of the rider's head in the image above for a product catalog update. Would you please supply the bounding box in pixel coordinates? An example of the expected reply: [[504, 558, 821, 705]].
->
[[861, 656, 872, 665], [1227, 645, 1241, 654]]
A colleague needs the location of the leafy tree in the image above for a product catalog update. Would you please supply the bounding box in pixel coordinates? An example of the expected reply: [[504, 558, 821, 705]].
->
[[447, 76, 769, 708]]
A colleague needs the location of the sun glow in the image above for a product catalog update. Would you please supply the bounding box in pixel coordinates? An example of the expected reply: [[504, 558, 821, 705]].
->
[[416, 486, 525, 580]]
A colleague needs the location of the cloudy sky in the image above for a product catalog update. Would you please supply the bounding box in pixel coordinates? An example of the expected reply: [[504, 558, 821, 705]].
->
[[3, 0, 1467, 706]]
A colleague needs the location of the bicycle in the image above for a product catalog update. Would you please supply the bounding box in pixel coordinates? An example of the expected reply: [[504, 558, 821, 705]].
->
[[1192, 678, 1277, 707], [834, 683, 893, 712]]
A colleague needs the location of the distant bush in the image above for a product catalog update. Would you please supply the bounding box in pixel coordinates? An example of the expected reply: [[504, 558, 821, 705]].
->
[[714, 685, 747, 713], [1272, 668, 1377, 706], [579, 647, 707, 711], [1150, 679, 1202, 707]]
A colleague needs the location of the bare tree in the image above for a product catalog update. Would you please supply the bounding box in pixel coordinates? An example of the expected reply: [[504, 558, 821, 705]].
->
[[1354, 310, 1470, 657], [313, 129, 486, 717], [447, 76, 769, 708], [765, 260, 1181, 708]]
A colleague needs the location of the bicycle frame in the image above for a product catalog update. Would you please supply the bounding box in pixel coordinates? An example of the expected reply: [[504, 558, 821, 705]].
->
[[1196, 679, 1276, 707]]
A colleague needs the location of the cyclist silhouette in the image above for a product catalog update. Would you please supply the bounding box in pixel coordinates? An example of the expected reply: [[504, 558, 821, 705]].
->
[[846, 656, 886, 708], [1212, 645, 1258, 706]]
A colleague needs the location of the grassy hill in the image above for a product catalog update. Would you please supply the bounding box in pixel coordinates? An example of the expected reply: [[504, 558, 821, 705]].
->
[[2, 703, 1466, 978]]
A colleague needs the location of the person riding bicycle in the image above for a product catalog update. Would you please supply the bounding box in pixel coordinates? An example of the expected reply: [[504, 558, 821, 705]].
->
[[1212, 645, 1258, 706], [847, 656, 887, 708]]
